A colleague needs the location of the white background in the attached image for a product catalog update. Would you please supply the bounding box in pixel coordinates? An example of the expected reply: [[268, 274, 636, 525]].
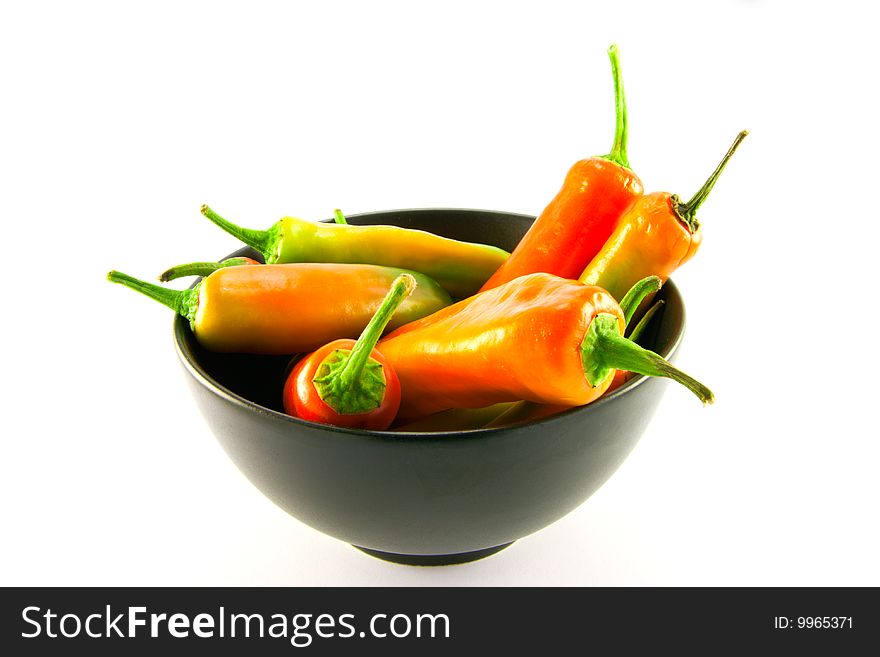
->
[[2, 0, 878, 586]]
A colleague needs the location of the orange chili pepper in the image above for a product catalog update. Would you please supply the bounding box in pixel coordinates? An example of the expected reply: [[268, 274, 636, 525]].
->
[[378, 273, 713, 420], [579, 130, 747, 301], [480, 45, 643, 291], [107, 263, 451, 354], [480, 276, 664, 428]]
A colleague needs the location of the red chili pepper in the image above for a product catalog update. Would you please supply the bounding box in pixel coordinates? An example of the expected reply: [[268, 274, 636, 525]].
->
[[479, 45, 643, 291], [282, 274, 415, 430]]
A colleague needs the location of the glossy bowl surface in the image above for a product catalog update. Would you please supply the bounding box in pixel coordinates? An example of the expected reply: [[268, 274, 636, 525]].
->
[[174, 208, 685, 565]]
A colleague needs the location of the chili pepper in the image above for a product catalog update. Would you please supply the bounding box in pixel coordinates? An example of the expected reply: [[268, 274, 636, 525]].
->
[[482, 400, 571, 429], [197, 205, 509, 298], [106, 263, 451, 354], [282, 274, 415, 430], [392, 403, 516, 432], [579, 130, 748, 301], [159, 256, 258, 282], [479, 45, 643, 291], [378, 273, 713, 420], [481, 276, 664, 428]]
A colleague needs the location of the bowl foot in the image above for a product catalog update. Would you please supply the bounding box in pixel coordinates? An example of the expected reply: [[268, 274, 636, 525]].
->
[[353, 542, 514, 566]]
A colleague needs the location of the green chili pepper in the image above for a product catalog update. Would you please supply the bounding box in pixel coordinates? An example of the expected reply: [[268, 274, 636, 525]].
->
[[198, 205, 510, 298], [392, 403, 517, 432]]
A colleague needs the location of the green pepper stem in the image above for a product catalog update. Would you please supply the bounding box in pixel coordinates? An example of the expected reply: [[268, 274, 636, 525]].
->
[[333, 209, 348, 225], [200, 204, 274, 257], [338, 274, 415, 389], [313, 274, 416, 414], [581, 314, 713, 404], [601, 44, 631, 169], [627, 300, 665, 344], [159, 257, 253, 282], [618, 275, 662, 325], [107, 270, 199, 324], [672, 130, 748, 232]]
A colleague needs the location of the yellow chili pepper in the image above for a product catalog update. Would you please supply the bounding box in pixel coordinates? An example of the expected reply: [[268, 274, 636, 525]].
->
[[198, 206, 509, 298]]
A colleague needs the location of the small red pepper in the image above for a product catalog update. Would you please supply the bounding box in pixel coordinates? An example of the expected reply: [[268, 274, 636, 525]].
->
[[282, 274, 415, 430], [480, 45, 643, 290]]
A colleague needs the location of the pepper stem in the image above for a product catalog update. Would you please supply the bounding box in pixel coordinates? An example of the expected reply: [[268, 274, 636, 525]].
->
[[107, 270, 199, 325], [581, 314, 714, 404], [601, 44, 631, 169], [627, 300, 665, 344], [672, 130, 748, 232], [159, 257, 253, 282], [200, 204, 275, 258], [333, 209, 348, 224], [618, 275, 662, 325], [313, 274, 417, 414]]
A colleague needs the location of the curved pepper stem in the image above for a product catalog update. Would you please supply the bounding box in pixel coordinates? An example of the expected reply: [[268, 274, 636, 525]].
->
[[581, 314, 714, 404], [107, 270, 199, 327], [601, 44, 631, 170], [200, 205, 278, 260], [159, 257, 254, 282], [627, 300, 665, 344], [313, 274, 416, 414], [618, 275, 662, 325], [333, 209, 348, 225], [672, 130, 748, 232]]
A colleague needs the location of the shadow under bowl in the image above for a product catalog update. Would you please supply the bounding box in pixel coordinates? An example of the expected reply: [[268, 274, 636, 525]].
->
[[174, 208, 685, 565]]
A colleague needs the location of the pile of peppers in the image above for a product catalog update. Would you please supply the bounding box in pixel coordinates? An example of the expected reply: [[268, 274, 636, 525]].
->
[[108, 44, 746, 432]]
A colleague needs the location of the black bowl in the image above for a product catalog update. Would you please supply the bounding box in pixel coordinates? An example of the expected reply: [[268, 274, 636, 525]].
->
[[174, 208, 685, 566]]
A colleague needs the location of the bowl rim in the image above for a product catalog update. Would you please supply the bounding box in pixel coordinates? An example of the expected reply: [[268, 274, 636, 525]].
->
[[173, 207, 686, 442]]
